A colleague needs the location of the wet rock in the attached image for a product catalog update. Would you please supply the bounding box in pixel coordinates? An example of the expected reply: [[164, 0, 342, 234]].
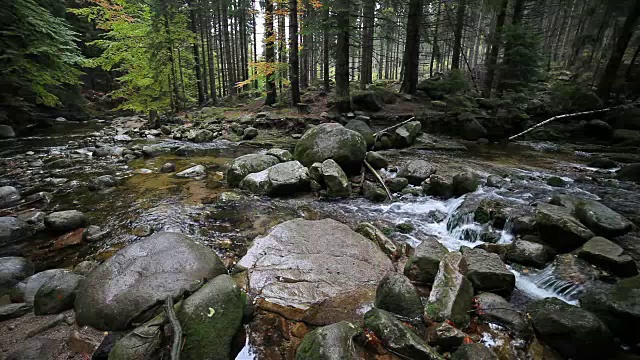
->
[[132, 224, 153, 237], [9, 269, 65, 303], [17, 211, 45, 227], [175, 145, 196, 156], [0, 257, 34, 295], [463, 119, 488, 141], [451, 343, 498, 360], [462, 248, 515, 296], [535, 203, 594, 252], [295, 321, 362, 360], [294, 123, 367, 172], [546, 176, 566, 187], [108, 315, 162, 360], [584, 119, 614, 140], [6, 337, 60, 360], [404, 237, 449, 284], [505, 240, 554, 268], [0, 303, 32, 321], [580, 275, 640, 346], [142, 144, 168, 157], [511, 215, 536, 236], [355, 222, 398, 257], [578, 237, 638, 276], [528, 297, 614, 360], [93, 146, 115, 158], [75, 232, 227, 330], [0, 124, 15, 138], [588, 158, 617, 169], [44, 210, 88, 234], [0, 217, 32, 246], [364, 308, 443, 359], [243, 127, 259, 140], [486, 175, 505, 188], [266, 148, 293, 162], [426, 252, 474, 327], [351, 90, 384, 111], [363, 181, 387, 202], [160, 162, 176, 173], [0, 186, 20, 208], [617, 163, 640, 183], [237, 219, 393, 325], [398, 160, 435, 185], [88, 175, 119, 190], [178, 274, 244, 360], [321, 159, 350, 197], [226, 153, 280, 187], [386, 177, 408, 193], [366, 151, 389, 169], [193, 129, 214, 142], [82, 225, 109, 242], [268, 161, 310, 195], [239, 169, 272, 195], [345, 120, 374, 147], [423, 174, 453, 198], [392, 121, 422, 148], [426, 322, 467, 352], [45, 158, 73, 169], [476, 292, 532, 338], [452, 172, 479, 196], [574, 199, 633, 238], [176, 164, 206, 178], [375, 272, 423, 319], [34, 271, 83, 315], [73, 261, 100, 276]]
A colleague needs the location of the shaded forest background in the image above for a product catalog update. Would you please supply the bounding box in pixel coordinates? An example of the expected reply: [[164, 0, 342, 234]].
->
[[1, 0, 640, 126]]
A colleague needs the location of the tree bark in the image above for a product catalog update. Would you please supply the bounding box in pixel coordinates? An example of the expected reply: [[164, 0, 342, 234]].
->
[[400, 0, 423, 93], [187, 0, 204, 105], [277, 2, 286, 91], [322, 3, 330, 92], [451, 0, 466, 70], [222, 0, 236, 97], [265, 0, 277, 105], [360, 0, 375, 89], [482, 0, 508, 97], [430, 0, 442, 77], [301, 0, 311, 88], [335, 0, 350, 110], [289, 0, 301, 104]]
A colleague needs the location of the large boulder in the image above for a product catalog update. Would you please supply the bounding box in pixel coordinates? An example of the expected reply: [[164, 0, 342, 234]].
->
[[177, 274, 244, 360], [392, 121, 422, 148], [423, 175, 453, 198], [226, 154, 280, 187], [584, 119, 614, 140], [398, 160, 435, 185], [296, 321, 363, 360], [0, 257, 34, 296], [75, 232, 227, 330], [10, 269, 69, 303], [574, 199, 633, 238], [321, 159, 351, 197], [34, 271, 83, 315], [528, 298, 614, 359], [476, 292, 532, 338], [193, 129, 214, 143], [617, 163, 640, 183], [426, 252, 474, 327], [462, 248, 515, 296], [345, 120, 374, 147], [452, 172, 478, 196], [365, 151, 389, 169], [0, 217, 32, 246], [44, 210, 88, 233], [294, 123, 367, 172], [577, 237, 638, 276], [403, 237, 448, 284], [535, 203, 594, 252], [505, 240, 554, 268], [236, 219, 393, 325], [0, 124, 16, 139], [239, 169, 272, 195], [351, 91, 384, 111], [0, 186, 20, 208], [375, 272, 423, 320], [267, 161, 310, 195]]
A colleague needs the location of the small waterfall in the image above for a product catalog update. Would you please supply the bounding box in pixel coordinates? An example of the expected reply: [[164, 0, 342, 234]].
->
[[513, 266, 582, 304]]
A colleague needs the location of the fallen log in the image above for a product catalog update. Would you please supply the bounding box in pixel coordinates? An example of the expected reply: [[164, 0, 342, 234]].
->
[[363, 160, 392, 200], [508, 108, 612, 141]]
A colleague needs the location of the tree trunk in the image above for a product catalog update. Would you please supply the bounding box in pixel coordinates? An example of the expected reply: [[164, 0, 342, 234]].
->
[[205, 0, 217, 103], [335, 0, 350, 110], [597, 0, 640, 100], [451, 0, 466, 70], [277, 2, 286, 91], [198, 9, 209, 100], [482, 0, 508, 97], [264, 0, 277, 105], [252, 0, 258, 89], [222, 1, 236, 97], [625, 42, 640, 80], [323, 4, 330, 92], [187, 0, 204, 105], [301, 0, 311, 88], [400, 0, 423, 93], [430, 0, 441, 77], [360, 0, 375, 89]]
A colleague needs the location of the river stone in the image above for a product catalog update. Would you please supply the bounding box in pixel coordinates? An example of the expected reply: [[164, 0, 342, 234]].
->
[[363, 308, 443, 360], [266, 148, 293, 162], [366, 151, 389, 169], [160, 162, 176, 173], [574, 199, 633, 238], [363, 181, 387, 202], [462, 248, 515, 296], [375, 272, 423, 320], [345, 119, 374, 147], [34, 271, 83, 315], [580, 275, 640, 345], [355, 222, 398, 258], [321, 159, 350, 197], [426, 252, 474, 327], [75, 232, 227, 330], [617, 163, 640, 183], [535, 203, 594, 252], [451, 343, 498, 360], [0, 186, 20, 208], [88, 175, 119, 190], [268, 161, 310, 195], [392, 121, 422, 148], [295, 321, 363, 360], [527, 297, 614, 359], [10, 269, 68, 303], [426, 322, 467, 352], [0, 124, 15, 138], [243, 127, 258, 140], [549, 194, 580, 213], [108, 315, 163, 360], [578, 237, 638, 276], [386, 177, 408, 193], [404, 237, 449, 284], [294, 123, 367, 172], [0, 303, 32, 321], [239, 169, 272, 195], [0, 257, 34, 296], [423, 174, 453, 198], [486, 175, 505, 188], [588, 158, 617, 169], [226, 153, 280, 186], [398, 160, 434, 185], [0, 217, 32, 246], [452, 172, 479, 196], [178, 274, 244, 360], [44, 210, 88, 233], [193, 129, 214, 143], [505, 240, 554, 268], [237, 219, 393, 325], [6, 337, 60, 360], [476, 292, 532, 338], [175, 164, 206, 178]]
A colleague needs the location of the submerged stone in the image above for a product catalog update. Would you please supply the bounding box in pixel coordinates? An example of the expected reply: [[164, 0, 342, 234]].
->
[[295, 321, 363, 360]]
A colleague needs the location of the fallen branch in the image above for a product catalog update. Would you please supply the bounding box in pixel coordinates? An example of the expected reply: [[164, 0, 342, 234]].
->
[[26, 314, 65, 338], [508, 108, 612, 141], [373, 116, 416, 138], [164, 296, 182, 360], [363, 160, 392, 200]]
